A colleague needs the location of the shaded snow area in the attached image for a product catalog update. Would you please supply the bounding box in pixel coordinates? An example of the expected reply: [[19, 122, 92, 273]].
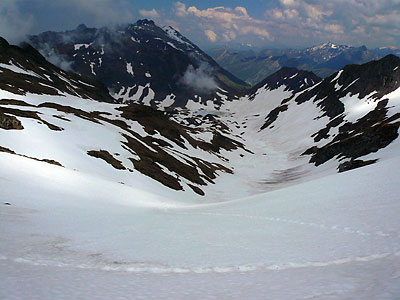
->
[[1, 60, 400, 298], [1, 154, 400, 300]]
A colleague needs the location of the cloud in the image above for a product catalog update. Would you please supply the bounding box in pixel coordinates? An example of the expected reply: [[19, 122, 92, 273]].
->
[[2, 0, 399, 50], [180, 63, 217, 93], [139, 9, 160, 19], [204, 30, 217, 42], [279, 0, 297, 6], [222, 31, 237, 42], [46, 53, 73, 72], [174, 1, 188, 17], [240, 26, 272, 40], [36, 43, 74, 71], [0, 0, 33, 44], [171, 1, 400, 48], [173, 2, 273, 44], [264, 0, 400, 47]]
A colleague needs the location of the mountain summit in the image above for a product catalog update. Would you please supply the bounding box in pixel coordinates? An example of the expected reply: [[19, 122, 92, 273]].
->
[[29, 20, 249, 109]]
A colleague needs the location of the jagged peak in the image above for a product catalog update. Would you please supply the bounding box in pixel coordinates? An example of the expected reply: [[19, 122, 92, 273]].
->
[[308, 42, 351, 51], [135, 19, 156, 26]]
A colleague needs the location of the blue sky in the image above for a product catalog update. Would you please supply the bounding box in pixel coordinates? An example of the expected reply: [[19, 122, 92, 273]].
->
[[1, 0, 399, 49]]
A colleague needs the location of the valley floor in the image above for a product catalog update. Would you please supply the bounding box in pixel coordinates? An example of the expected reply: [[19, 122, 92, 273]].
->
[[1, 152, 400, 299]]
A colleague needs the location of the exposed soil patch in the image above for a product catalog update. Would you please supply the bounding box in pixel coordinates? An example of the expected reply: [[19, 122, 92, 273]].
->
[[312, 116, 344, 142], [338, 159, 378, 173], [0, 106, 63, 131], [87, 150, 126, 170], [0, 145, 63, 166], [0, 145, 15, 154], [53, 115, 71, 122], [0, 113, 24, 130], [187, 184, 205, 196], [0, 99, 35, 106], [38, 103, 102, 124], [260, 105, 288, 130]]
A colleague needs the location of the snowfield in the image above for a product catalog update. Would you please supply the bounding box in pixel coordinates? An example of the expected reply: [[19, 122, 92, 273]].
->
[[1, 53, 400, 299], [1, 151, 400, 299]]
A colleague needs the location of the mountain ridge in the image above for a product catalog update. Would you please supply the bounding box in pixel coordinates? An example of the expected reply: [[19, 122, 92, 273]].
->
[[209, 42, 400, 86]]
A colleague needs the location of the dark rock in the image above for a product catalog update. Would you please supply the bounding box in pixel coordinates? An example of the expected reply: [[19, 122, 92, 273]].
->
[[0, 113, 24, 130], [338, 159, 378, 172], [87, 150, 126, 170]]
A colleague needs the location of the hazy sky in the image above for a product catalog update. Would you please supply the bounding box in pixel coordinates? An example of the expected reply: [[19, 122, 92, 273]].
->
[[1, 0, 399, 49]]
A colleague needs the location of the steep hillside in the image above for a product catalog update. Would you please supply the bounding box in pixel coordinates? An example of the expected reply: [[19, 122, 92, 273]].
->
[[29, 20, 249, 109], [0, 37, 248, 198]]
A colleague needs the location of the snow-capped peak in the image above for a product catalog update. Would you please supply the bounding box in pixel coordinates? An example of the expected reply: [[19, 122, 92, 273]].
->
[[162, 25, 194, 48], [309, 42, 351, 51]]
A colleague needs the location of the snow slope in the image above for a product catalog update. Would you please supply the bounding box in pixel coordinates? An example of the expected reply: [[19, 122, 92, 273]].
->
[[1, 151, 400, 299]]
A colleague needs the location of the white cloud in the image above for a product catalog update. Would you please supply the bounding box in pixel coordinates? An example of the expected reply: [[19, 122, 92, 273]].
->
[[174, 2, 272, 43], [263, 0, 400, 47], [240, 26, 272, 40], [280, 0, 297, 7], [139, 9, 159, 19], [222, 31, 237, 42], [204, 30, 217, 42], [171, 0, 400, 48], [174, 2, 188, 17], [3, 0, 398, 49], [324, 24, 344, 34], [180, 63, 217, 93]]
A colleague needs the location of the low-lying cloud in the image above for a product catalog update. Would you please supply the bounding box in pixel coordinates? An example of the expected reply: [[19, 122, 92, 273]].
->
[[180, 63, 217, 93], [37, 43, 73, 72]]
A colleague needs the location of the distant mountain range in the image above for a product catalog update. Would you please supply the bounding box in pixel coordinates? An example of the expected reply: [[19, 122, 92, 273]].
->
[[208, 42, 400, 85]]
